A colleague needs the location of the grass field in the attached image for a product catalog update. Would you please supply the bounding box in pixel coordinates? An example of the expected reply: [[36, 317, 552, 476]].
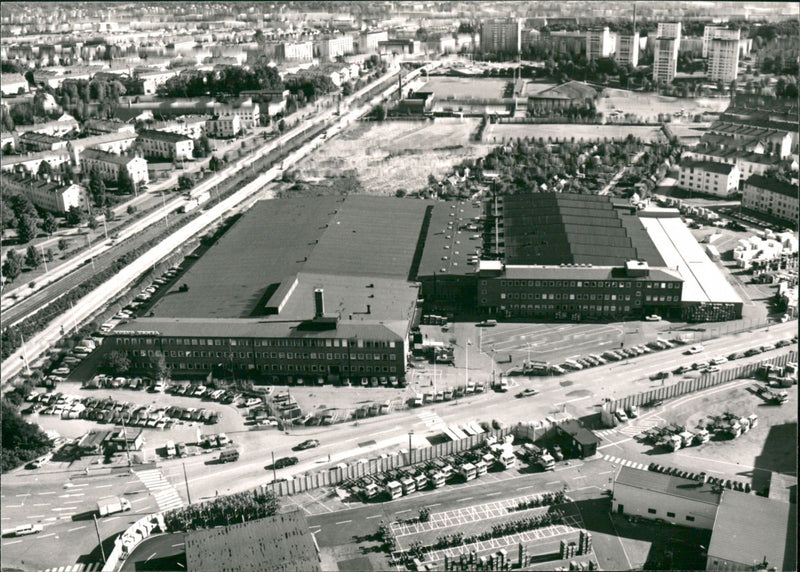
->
[[484, 123, 666, 143], [291, 119, 494, 196], [596, 87, 730, 121]]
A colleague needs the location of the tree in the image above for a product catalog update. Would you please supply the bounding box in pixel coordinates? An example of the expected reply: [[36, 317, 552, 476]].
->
[[57, 238, 70, 252], [25, 244, 42, 269], [16, 214, 38, 244], [87, 216, 99, 231], [42, 213, 58, 235], [126, 204, 138, 215], [65, 206, 84, 226], [395, 188, 407, 198], [193, 135, 212, 158], [1, 401, 53, 472], [277, 119, 286, 133], [152, 354, 170, 381], [44, 248, 54, 263], [117, 168, 135, 195], [88, 168, 106, 207], [178, 174, 194, 191], [208, 155, 223, 171], [104, 351, 131, 375], [374, 104, 387, 121], [2, 251, 22, 282]]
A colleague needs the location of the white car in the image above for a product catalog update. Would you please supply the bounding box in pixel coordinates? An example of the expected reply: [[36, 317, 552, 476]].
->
[[52, 367, 70, 376], [687, 345, 704, 354], [711, 356, 728, 365], [14, 524, 43, 536], [645, 315, 662, 321], [615, 409, 629, 423]]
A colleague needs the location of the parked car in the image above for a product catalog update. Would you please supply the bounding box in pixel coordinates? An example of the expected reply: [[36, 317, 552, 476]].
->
[[13, 524, 43, 536], [627, 405, 639, 419], [615, 409, 628, 423], [645, 315, 662, 321], [711, 356, 728, 365], [687, 345, 704, 354]]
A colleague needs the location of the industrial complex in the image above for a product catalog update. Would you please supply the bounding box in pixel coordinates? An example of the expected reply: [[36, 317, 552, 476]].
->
[[108, 193, 743, 380]]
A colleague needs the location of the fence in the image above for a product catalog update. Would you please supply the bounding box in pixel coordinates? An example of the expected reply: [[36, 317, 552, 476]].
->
[[269, 413, 578, 497], [601, 350, 797, 424], [667, 317, 771, 344]]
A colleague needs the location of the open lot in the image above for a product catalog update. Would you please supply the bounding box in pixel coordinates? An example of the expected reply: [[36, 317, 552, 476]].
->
[[598, 380, 798, 493], [419, 77, 511, 99], [484, 123, 666, 143], [596, 87, 731, 121], [289, 118, 493, 195]]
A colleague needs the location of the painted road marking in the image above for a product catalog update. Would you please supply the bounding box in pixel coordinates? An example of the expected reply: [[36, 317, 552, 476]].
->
[[33, 503, 50, 507], [68, 526, 87, 532], [146, 553, 157, 562], [28, 515, 45, 519], [396, 509, 410, 514], [16, 493, 31, 497], [131, 498, 150, 505], [37, 533, 55, 539], [3, 540, 23, 545], [427, 503, 441, 508], [460, 497, 474, 502], [366, 515, 382, 519], [519, 485, 535, 490], [572, 475, 587, 480], [96, 485, 113, 489], [486, 492, 501, 497], [5, 504, 22, 508], [545, 481, 560, 485], [172, 543, 184, 548], [38, 492, 56, 495], [335, 520, 352, 525]]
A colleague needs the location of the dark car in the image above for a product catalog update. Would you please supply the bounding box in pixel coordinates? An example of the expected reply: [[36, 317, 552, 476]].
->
[[273, 456, 299, 469], [292, 439, 320, 451]]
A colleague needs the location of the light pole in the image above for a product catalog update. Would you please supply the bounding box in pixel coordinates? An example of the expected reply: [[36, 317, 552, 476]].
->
[[40, 244, 48, 273], [408, 430, 414, 463], [465, 339, 472, 387], [182, 462, 191, 504]]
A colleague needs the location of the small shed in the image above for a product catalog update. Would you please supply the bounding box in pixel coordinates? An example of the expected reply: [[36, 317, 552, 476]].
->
[[554, 419, 601, 458]]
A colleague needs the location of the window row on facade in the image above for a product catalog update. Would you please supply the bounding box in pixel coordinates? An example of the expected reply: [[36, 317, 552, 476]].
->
[[490, 279, 679, 290], [113, 336, 397, 349]]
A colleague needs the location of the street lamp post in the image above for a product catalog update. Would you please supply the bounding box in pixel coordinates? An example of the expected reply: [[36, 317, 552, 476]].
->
[[408, 430, 414, 463], [465, 340, 472, 387]]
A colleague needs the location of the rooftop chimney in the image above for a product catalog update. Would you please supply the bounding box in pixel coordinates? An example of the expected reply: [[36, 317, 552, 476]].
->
[[314, 288, 324, 318]]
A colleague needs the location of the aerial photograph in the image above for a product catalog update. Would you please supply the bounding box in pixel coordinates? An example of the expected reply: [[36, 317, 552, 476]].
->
[[0, 1, 797, 571]]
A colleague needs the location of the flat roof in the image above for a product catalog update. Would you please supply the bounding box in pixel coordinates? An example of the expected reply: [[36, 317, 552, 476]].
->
[[185, 511, 320, 572], [418, 77, 510, 100], [501, 194, 666, 267], [640, 216, 743, 305], [504, 265, 681, 282], [151, 197, 337, 319], [615, 466, 722, 506], [418, 200, 484, 277], [745, 175, 798, 199], [708, 491, 795, 571]]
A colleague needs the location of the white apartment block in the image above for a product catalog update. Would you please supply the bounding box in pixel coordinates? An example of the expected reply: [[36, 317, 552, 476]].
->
[[702, 26, 739, 58], [742, 175, 799, 223], [586, 27, 614, 60], [68, 132, 138, 166], [0, 73, 29, 95], [138, 69, 178, 95], [215, 101, 259, 129], [206, 114, 241, 138], [314, 35, 354, 62], [653, 37, 678, 83], [280, 41, 314, 62], [0, 150, 71, 175], [1, 173, 87, 214], [80, 149, 149, 186], [678, 160, 740, 197], [360, 30, 388, 53], [136, 129, 194, 161], [708, 35, 740, 83], [616, 33, 639, 67], [480, 18, 522, 55], [657, 22, 682, 53], [151, 116, 208, 140]]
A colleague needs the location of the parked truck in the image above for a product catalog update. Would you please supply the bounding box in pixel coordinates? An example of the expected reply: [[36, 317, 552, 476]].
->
[[385, 480, 403, 500], [678, 431, 696, 448], [97, 496, 132, 517], [694, 429, 710, 445]]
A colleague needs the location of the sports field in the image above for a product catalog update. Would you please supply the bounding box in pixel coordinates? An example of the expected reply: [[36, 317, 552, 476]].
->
[[596, 87, 730, 121], [484, 123, 666, 143]]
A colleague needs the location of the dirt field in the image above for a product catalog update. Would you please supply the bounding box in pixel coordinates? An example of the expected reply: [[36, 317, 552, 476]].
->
[[288, 119, 494, 196], [596, 88, 730, 121], [484, 123, 666, 143]]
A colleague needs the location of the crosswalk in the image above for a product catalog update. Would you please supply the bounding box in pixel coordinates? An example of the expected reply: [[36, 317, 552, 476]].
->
[[416, 409, 446, 431], [40, 562, 102, 572], [134, 468, 184, 512], [602, 454, 649, 471]]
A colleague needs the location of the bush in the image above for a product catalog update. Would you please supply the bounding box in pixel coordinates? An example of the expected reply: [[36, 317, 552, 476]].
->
[[2, 400, 53, 472]]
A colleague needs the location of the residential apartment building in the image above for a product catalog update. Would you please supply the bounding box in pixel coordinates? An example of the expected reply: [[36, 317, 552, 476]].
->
[[215, 100, 259, 130], [653, 22, 681, 84], [538, 30, 586, 58], [84, 119, 136, 136], [702, 25, 739, 58], [138, 69, 179, 95], [314, 34, 354, 62], [151, 116, 208, 140], [136, 129, 194, 161], [0, 149, 71, 175], [683, 147, 786, 185], [80, 148, 149, 186], [1, 172, 87, 214], [708, 29, 740, 83], [480, 18, 522, 56], [278, 40, 314, 62], [206, 114, 240, 138], [616, 33, 639, 67], [68, 131, 139, 167], [0, 73, 29, 95], [358, 30, 388, 53], [18, 132, 69, 152], [678, 160, 740, 197], [586, 27, 615, 60], [741, 175, 799, 223]]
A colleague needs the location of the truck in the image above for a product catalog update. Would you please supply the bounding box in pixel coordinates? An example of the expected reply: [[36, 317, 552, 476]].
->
[[694, 429, 710, 445], [195, 191, 211, 205], [678, 431, 695, 448], [218, 448, 240, 463], [663, 434, 683, 452], [459, 462, 478, 482], [97, 496, 132, 517], [522, 360, 551, 376], [385, 480, 403, 500], [180, 199, 199, 213], [537, 451, 556, 471], [413, 393, 423, 407], [495, 450, 516, 470]]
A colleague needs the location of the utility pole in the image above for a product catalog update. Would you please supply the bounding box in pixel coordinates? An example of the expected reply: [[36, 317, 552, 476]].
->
[[93, 515, 107, 565], [271, 451, 277, 489], [465, 340, 471, 387], [408, 430, 414, 463], [19, 333, 31, 375], [40, 244, 48, 273], [182, 462, 192, 504], [120, 415, 132, 468]]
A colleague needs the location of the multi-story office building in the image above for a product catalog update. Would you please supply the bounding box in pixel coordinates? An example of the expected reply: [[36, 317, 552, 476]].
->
[[278, 40, 314, 62], [480, 18, 522, 56], [358, 30, 388, 53], [653, 22, 681, 84], [0, 172, 87, 214], [80, 149, 149, 186], [708, 30, 740, 83], [741, 175, 799, 223], [136, 129, 194, 161], [616, 32, 639, 67], [677, 160, 740, 198], [586, 27, 614, 60]]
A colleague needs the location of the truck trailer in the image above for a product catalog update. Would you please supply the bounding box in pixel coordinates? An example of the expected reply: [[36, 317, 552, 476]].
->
[[97, 496, 132, 517]]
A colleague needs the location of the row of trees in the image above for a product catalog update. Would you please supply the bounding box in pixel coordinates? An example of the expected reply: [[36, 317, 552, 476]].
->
[[2, 400, 53, 472], [158, 64, 282, 99], [163, 489, 279, 532]]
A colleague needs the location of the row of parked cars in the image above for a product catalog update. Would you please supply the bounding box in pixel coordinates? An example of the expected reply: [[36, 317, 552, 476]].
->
[[99, 266, 182, 334]]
